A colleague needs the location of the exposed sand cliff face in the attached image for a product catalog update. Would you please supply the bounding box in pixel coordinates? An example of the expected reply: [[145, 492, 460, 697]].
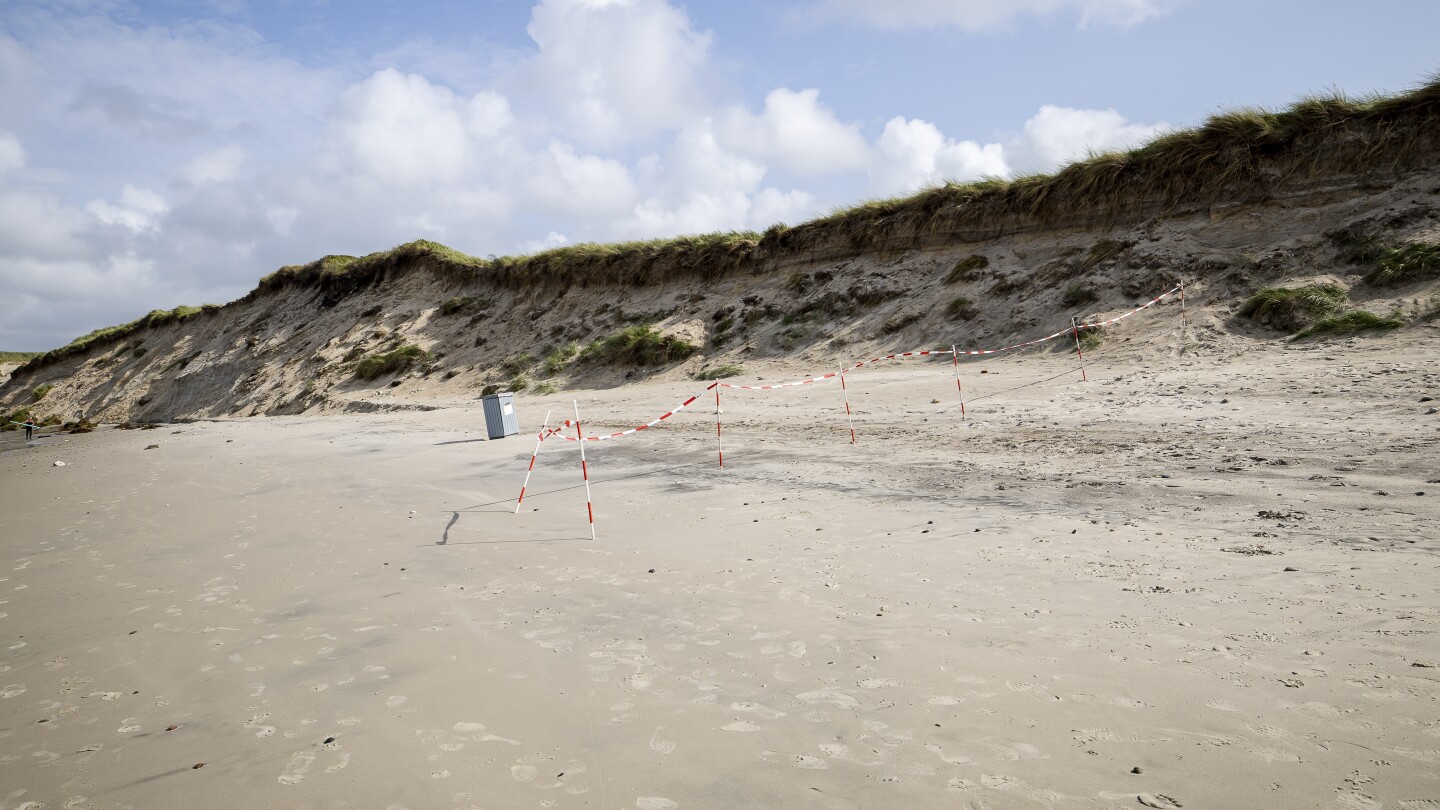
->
[[3, 164, 1436, 425]]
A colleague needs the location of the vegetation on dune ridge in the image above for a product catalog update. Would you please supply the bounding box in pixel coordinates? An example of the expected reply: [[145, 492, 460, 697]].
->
[[246, 76, 1440, 300], [10, 76, 1440, 380], [18, 304, 222, 374], [0, 351, 41, 364]]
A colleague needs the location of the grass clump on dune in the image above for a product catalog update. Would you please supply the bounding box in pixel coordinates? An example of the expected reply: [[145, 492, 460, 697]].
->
[[945, 255, 989, 284], [1062, 283, 1100, 308], [695, 364, 743, 380], [580, 326, 698, 367], [32, 384, 53, 402], [438, 295, 488, 315], [946, 296, 979, 320], [1366, 243, 1440, 286], [353, 345, 430, 381], [542, 343, 579, 375], [0, 351, 40, 364], [1292, 311, 1405, 339], [1239, 284, 1347, 331]]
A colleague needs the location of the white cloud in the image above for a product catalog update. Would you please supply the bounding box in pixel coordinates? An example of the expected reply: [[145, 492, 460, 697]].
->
[[181, 143, 246, 187], [718, 88, 869, 175], [85, 185, 169, 232], [524, 0, 711, 144], [1011, 105, 1169, 171], [818, 0, 1175, 30], [325, 69, 482, 187], [870, 116, 1008, 195], [525, 141, 639, 218], [0, 130, 24, 175]]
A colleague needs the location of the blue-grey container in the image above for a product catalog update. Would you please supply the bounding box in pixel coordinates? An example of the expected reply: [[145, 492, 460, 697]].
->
[[481, 393, 521, 439]]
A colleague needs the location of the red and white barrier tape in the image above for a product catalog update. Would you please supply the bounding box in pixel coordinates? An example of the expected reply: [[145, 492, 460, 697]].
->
[[535, 283, 1182, 444], [545, 384, 719, 442]]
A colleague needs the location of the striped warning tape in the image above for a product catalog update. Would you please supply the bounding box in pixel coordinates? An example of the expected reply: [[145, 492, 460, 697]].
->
[[544, 384, 720, 442], [537, 283, 1182, 443]]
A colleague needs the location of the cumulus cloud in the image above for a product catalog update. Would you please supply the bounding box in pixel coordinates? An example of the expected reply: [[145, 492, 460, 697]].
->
[[817, 0, 1176, 31], [85, 186, 169, 232], [1010, 105, 1169, 171], [524, 0, 711, 144], [718, 88, 869, 175], [181, 144, 246, 187], [324, 69, 488, 187], [870, 117, 1009, 195]]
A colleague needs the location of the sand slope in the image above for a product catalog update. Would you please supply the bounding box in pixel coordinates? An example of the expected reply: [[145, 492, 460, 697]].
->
[[1, 326, 1437, 809]]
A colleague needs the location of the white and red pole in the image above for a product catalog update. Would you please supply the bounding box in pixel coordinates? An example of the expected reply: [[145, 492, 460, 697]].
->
[[1071, 316, 1088, 382], [515, 409, 551, 513], [839, 370, 857, 444], [713, 383, 724, 469], [950, 345, 966, 420], [573, 400, 596, 540], [1179, 278, 1188, 330]]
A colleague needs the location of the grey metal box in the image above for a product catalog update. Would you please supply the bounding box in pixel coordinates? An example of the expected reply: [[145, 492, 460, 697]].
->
[[481, 393, 521, 439]]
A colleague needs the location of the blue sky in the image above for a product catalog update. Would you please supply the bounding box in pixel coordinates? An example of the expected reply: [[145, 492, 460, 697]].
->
[[1, 0, 1436, 350]]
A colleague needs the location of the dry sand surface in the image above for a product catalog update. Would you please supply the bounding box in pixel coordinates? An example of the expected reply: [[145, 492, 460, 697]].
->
[[1, 334, 1438, 809]]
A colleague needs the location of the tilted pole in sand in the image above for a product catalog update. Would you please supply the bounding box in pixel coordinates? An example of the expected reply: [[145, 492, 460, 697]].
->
[[713, 383, 724, 469], [515, 410, 551, 514], [1179, 278, 1189, 331], [573, 400, 596, 540], [839, 370, 857, 444], [950, 345, 967, 420], [1070, 316, 1088, 382]]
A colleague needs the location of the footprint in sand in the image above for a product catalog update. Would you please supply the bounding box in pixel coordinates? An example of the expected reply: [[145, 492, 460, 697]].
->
[[730, 702, 785, 719], [722, 721, 764, 732], [1, 684, 26, 699], [278, 751, 316, 785], [386, 696, 408, 708], [924, 744, 973, 765], [796, 690, 858, 708], [980, 774, 1017, 790], [636, 798, 678, 809], [1205, 699, 1238, 712], [325, 753, 351, 773], [928, 695, 963, 706], [454, 722, 486, 733], [760, 751, 828, 770], [858, 678, 902, 689], [511, 764, 538, 782], [648, 728, 676, 754]]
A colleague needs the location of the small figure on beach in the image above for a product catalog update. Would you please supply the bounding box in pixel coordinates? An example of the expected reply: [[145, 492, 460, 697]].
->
[[24, 418, 35, 440]]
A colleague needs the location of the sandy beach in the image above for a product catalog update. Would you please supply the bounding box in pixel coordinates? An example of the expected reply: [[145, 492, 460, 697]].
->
[[1, 334, 1437, 809]]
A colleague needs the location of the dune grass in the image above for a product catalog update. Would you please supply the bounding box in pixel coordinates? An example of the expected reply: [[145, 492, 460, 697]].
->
[[1366, 243, 1440, 286], [945, 255, 989, 284], [0, 351, 40, 364], [580, 326, 698, 367], [353, 345, 430, 380], [31, 384, 53, 402], [1292, 311, 1405, 339], [1239, 285, 1347, 331], [1062, 283, 1100, 308], [946, 296, 979, 320], [542, 343, 579, 375], [695, 364, 744, 380]]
